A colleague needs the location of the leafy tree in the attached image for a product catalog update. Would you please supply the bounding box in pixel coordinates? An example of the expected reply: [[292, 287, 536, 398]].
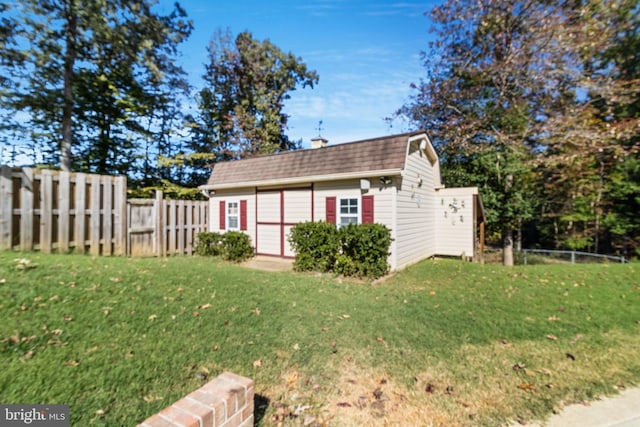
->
[[603, 156, 640, 257], [538, 0, 640, 254], [0, 0, 192, 175], [396, 0, 640, 263], [185, 29, 318, 182], [396, 0, 582, 264], [0, 1, 25, 160], [593, 0, 640, 257]]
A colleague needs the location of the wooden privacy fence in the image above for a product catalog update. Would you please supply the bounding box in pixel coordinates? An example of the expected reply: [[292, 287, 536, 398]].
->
[[0, 166, 127, 255], [0, 166, 208, 256], [128, 191, 209, 257]]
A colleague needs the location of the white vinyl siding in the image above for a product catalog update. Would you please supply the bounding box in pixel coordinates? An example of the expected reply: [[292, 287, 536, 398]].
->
[[313, 179, 396, 267], [434, 189, 476, 257], [313, 180, 393, 228], [395, 140, 437, 269], [209, 188, 256, 251]]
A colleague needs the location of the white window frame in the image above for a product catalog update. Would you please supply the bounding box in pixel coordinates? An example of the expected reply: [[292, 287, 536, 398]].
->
[[338, 197, 359, 228], [226, 200, 240, 231]]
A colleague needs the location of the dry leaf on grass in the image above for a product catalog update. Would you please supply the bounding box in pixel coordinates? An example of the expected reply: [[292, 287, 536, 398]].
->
[[143, 394, 163, 403], [21, 350, 35, 359], [518, 383, 536, 390]]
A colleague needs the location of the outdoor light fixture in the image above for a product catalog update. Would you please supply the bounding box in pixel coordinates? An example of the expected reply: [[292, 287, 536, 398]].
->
[[380, 176, 392, 185]]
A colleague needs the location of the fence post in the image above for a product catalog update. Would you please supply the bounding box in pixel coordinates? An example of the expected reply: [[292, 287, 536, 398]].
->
[[178, 200, 185, 254], [186, 203, 193, 255], [75, 173, 86, 254], [0, 166, 12, 250], [58, 171, 71, 253], [20, 168, 34, 251], [89, 174, 101, 256], [571, 251, 575, 264], [102, 176, 113, 256], [113, 176, 127, 256], [39, 169, 53, 253], [168, 200, 176, 255], [155, 190, 164, 257]]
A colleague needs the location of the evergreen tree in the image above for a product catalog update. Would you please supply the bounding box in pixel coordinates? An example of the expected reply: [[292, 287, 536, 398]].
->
[[185, 29, 318, 183], [0, 0, 192, 175]]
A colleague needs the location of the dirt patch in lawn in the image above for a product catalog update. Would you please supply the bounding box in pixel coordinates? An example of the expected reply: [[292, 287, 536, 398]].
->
[[262, 358, 473, 427]]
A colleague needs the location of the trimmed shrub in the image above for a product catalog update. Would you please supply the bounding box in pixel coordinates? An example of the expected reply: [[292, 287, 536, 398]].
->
[[336, 223, 392, 278], [288, 221, 392, 279], [195, 232, 223, 257], [288, 221, 339, 272], [221, 231, 254, 262]]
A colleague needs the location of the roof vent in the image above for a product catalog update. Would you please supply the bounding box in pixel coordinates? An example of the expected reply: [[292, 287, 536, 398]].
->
[[311, 136, 328, 149]]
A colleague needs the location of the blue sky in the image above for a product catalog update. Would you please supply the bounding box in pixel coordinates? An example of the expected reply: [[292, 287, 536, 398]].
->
[[156, 0, 439, 148]]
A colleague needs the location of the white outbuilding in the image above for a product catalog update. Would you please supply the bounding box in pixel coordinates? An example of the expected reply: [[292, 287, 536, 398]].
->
[[200, 131, 485, 270]]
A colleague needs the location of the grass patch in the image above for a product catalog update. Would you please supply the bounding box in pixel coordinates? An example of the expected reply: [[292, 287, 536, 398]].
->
[[1, 252, 639, 426]]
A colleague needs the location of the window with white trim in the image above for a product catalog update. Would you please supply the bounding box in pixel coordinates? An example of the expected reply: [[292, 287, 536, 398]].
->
[[227, 201, 239, 230], [339, 198, 359, 227]]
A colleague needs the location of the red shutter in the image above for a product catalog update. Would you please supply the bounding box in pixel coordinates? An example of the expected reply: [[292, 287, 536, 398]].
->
[[326, 197, 336, 224], [219, 201, 226, 230], [362, 195, 374, 224], [240, 200, 247, 231]]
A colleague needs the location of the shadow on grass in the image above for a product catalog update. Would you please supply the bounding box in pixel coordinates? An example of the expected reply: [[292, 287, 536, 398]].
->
[[254, 393, 270, 425]]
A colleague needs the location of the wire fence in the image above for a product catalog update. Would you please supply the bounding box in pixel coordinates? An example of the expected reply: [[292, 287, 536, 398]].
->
[[519, 249, 626, 265]]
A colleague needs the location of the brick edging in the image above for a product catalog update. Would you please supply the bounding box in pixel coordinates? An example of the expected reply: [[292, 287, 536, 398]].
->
[[138, 372, 254, 427]]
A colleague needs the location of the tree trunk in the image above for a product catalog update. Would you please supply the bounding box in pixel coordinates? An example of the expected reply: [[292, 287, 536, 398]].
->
[[503, 227, 514, 266], [61, 0, 77, 171]]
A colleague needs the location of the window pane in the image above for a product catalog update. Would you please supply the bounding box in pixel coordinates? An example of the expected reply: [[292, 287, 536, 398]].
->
[[228, 202, 238, 215], [340, 217, 358, 227], [340, 199, 349, 214], [228, 217, 238, 229]]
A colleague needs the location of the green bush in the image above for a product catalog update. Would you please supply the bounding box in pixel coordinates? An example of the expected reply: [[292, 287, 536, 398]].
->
[[195, 232, 223, 256], [221, 231, 254, 262], [195, 231, 254, 262], [288, 221, 339, 272], [288, 221, 392, 279], [337, 223, 392, 278]]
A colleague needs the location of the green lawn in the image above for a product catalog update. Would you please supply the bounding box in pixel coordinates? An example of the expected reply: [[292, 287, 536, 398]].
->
[[1, 252, 639, 426]]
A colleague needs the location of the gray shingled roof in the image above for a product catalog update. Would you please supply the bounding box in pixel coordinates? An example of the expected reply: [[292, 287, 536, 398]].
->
[[204, 131, 424, 189]]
